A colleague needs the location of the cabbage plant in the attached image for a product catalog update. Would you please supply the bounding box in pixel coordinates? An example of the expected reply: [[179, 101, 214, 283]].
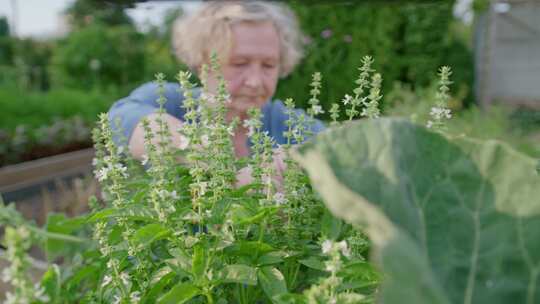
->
[[293, 118, 540, 304]]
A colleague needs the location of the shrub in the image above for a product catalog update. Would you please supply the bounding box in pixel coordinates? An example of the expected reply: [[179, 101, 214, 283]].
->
[[276, 1, 473, 119], [50, 23, 146, 90]]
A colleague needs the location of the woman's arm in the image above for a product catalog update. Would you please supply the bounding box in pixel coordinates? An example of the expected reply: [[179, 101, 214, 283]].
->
[[128, 112, 186, 160]]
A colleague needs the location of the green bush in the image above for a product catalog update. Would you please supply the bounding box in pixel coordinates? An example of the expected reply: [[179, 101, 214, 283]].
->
[[50, 23, 146, 90], [0, 38, 54, 90], [0, 84, 120, 131], [276, 1, 473, 118]]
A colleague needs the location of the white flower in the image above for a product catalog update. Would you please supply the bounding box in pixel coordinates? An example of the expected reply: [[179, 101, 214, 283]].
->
[[30, 284, 52, 302], [1, 268, 12, 282], [117, 146, 124, 155], [4, 292, 16, 304], [342, 94, 352, 105], [141, 154, 149, 166], [322, 240, 333, 254], [426, 120, 433, 128], [337, 240, 351, 257], [106, 259, 118, 269], [262, 173, 273, 186], [201, 92, 217, 105], [120, 272, 130, 286], [130, 291, 141, 303], [201, 134, 210, 148], [273, 192, 287, 205], [92, 157, 98, 166], [243, 119, 257, 137], [115, 164, 128, 178], [311, 105, 324, 115], [429, 107, 452, 120], [199, 182, 208, 196], [325, 261, 338, 272], [223, 93, 232, 104], [227, 125, 235, 136], [95, 166, 110, 181], [157, 189, 179, 201], [178, 134, 190, 150], [101, 275, 112, 288], [112, 295, 121, 304]]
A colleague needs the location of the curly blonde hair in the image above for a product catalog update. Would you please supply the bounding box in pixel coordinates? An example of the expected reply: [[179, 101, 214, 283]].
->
[[172, 1, 304, 78]]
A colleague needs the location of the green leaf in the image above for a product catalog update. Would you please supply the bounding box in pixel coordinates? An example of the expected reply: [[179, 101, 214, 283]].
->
[[298, 257, 325, 271], [86, 208, 115, 222], [65, 264, 100, 288], [192, 244, 206, 283], [132, 223, 170, 247], [44, 213, 86, 260], [168, 247, 192, 273], [320, 208, 342, 240], [157, 282, 200, 304], [293, 118, 540, 304], [258, 266, 288, 300], [257, 251, 286, 266], [86, 205, 156, 223], [40, 264, 61, 301], [218, 264, 258, 285], [225, 241, 275, 259], [142, 268, 176, 304], [272, 293, 307, 304]]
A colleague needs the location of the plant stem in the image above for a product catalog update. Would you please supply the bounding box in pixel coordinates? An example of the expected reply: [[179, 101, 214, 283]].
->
[[26, 225, 86, 243]]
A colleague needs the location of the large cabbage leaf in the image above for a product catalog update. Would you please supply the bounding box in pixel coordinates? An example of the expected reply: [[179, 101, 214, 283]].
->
[[292, 118, 540, 304]]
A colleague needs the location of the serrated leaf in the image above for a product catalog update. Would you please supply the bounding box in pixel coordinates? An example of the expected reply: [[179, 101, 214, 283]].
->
[[87, 205, 156, 223], [157, 282, 200, 304], [298, 257, 325, 271], [219, 264, 258, 285], [257, 251, 286, 266], [258, 266, 287, 300], [293, 118, 540, 304], [132, 223, 170, 247]]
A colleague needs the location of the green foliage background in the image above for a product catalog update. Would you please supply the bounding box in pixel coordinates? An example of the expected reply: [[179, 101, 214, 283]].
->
[[276, 1, 474, 118], [50, 23, 146, 90]]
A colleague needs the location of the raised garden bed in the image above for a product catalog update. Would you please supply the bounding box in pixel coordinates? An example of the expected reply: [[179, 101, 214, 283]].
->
[[0, 148, 95, 194]]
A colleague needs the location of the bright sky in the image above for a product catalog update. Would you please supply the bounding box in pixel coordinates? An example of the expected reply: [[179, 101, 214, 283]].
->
[[0, 0, 202, 38], [0, 0, 472, 38]]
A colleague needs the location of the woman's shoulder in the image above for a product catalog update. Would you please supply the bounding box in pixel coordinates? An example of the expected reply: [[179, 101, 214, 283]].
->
[[129, 81, 185, 104]]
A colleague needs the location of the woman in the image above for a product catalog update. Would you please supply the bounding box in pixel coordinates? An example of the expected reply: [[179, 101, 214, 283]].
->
[[108, 1, 324, 180]]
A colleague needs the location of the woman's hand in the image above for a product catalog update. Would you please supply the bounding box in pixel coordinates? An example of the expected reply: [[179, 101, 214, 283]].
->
[[235, 147, 287, 191]]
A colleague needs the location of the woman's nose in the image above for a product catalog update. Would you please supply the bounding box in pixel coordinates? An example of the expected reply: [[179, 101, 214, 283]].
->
[[244, 66, 263, 89]]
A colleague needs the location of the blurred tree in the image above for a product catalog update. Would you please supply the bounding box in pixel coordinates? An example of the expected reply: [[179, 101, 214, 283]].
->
[[0, 17, 13, 66], [64, 0, 135, 30], [15, 39, 54, 90], [0, 16, 9, 37], [50, 23, 145, 91]]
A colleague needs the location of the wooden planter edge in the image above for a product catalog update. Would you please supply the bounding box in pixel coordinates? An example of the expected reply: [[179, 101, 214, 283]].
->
[[0, 148, 95, 194]]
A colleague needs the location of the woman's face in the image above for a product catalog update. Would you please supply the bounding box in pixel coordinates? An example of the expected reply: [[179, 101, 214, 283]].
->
[[206, 21, 281, 117]]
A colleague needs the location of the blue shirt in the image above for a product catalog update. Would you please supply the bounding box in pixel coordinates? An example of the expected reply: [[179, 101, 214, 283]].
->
[[108, 82, 325, 149]]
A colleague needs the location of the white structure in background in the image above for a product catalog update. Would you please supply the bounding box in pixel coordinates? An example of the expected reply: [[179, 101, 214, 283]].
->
[[0, 0, 202, 38], [475, 0, 540, 109]]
